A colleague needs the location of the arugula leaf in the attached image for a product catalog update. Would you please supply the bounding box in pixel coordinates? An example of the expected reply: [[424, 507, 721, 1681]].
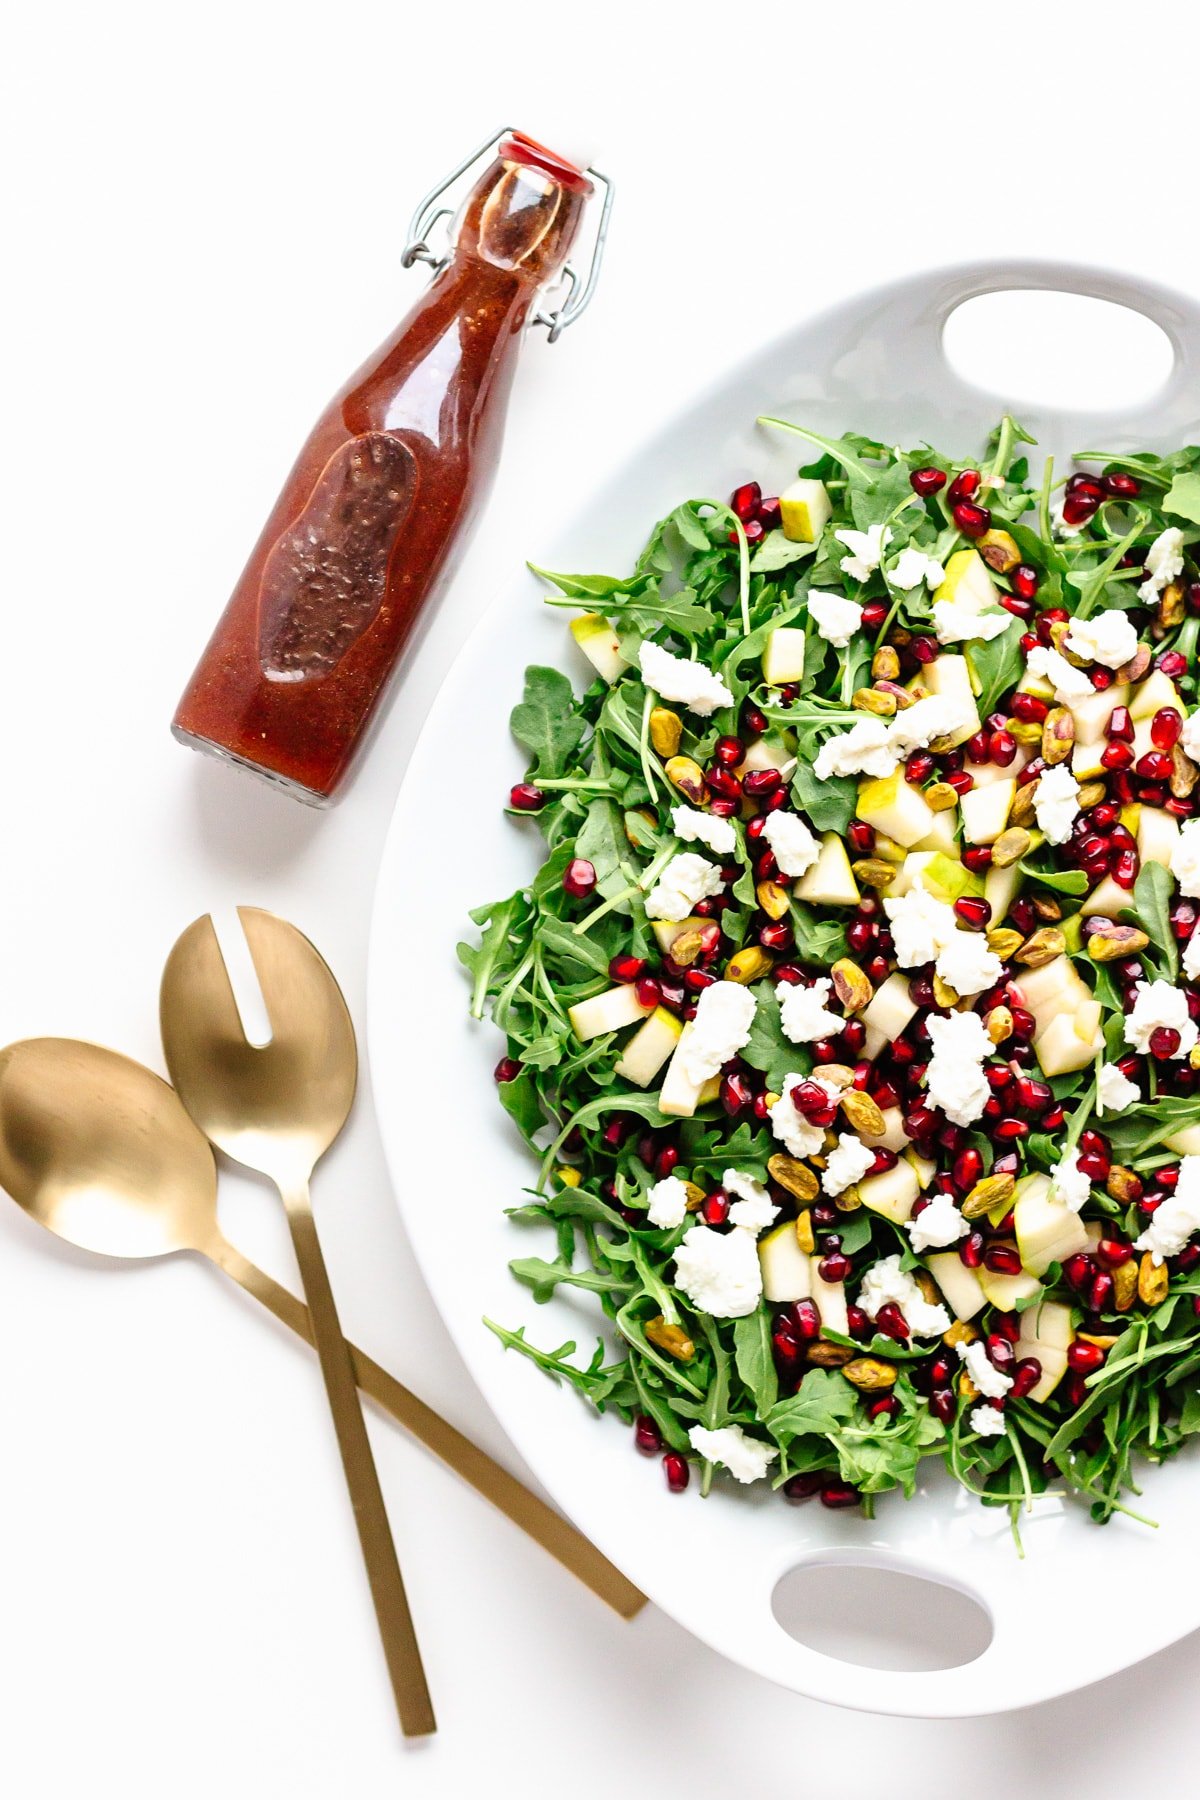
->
[[750, 531, 819, 575], [739, 986, 800, 1090], [511, 666, 586, 779], [528, 563, 628, 600], [733, 1310, 779, 1416], [575, 798, 634, 912], [766, 1369, 859, 1440], [1019, 860, 1088, 896], [1163, 470, 1200, 525], [1128, 860, 1179, 979], [791, 761, 856, 834], [967, 622, 1024, 717]]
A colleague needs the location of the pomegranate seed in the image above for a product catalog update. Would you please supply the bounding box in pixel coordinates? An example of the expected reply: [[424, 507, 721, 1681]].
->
[[1152, 707, 1184, 751], [509, 781, 545, 811], [792, 1080, 837, 1123], [1158, 650, 1188, 678], [759, 921, 793, 953], [867, 1395, 899, 1420], [493, 1056, 521, 1084], [1067, 1341, 1106, 1374], [905, 751, 935, 783], [1103, 470, 1140, 497], [1014, 1075, 1052, 1114], [945, 769, 975, 796], [848, 820, 876, 855], [791, 1299, 821, 1340], [1090, 1271, 1116, 1312], [1136, 750, 1174, 782], [1077, 1149, 1110, 1183], [1189, 582, 1200, 616], [742, 704, 768, 737], [987, 1334, 1016, 1375], [1019, 631, 1040, 654], [962, 845, 993, 873], [1168, 796, 1197, 818], [1012, 564, 1040, 600], [819, 1251, 851, 1283], [861, 601, 889, 630], [634, 1415, 663, 1455], [953, 896, 992, 929], [953, 500, 991, 537], [663, 1452, 690, 1492], [959, 1231, 985, 1268], [1062, 490, 1100, 526], [812, 1039, 837, 1065], [730, 481, 761, 522], [911, 635, 939, 665], [632, 973, 661, 1009], [743, 766, 782, 798], [948, 469, 980, 503], [911, 466, 948, 496], [712, 734, 743, 767], [964, 729, 990, 764], [930, 1389, 957, 1425], [1150, 1025, 1182, 1060], [783, 1472, 823, 1503], [701, 1189, 730, 1227], [757, 495, 782, 530], [1009, 896, 1037, 933], [820, 1481, 860, 1510], [875, 1302, 910, 1343], [721, 1073, 754, 1118], [1172, 900, 1199, 941], [705, 764, 741, 799], [846, 917, 875, 954], [563, 857, 597, 898], [995, 1118, 1031, 1141], [1063, 1254, 1094, 1294], [1009, 690, 1047, 724], [1112, 848, 1140, 889], [989, 729, 1017, 767], [1005, 1358, 1040, 1401], [952, 1147, 984, 1193], [984, 1244, 1023, 1275], [609, 953, 646, 984]]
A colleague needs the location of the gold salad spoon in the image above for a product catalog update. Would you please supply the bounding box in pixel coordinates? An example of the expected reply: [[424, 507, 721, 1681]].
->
[[0, 1035, 645, 1627]]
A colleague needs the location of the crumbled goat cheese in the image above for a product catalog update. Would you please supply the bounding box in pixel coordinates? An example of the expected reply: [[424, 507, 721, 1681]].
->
[[906, 1190, 969, 1254], [687, 1422, 778, 1483], [1124, 979, 1198, 1060], [956, 1339, 1014, 1400], [1065, 610, 1138, 669], [1180, 709, 1200, 765], [638, 641, 734, 716], [1097, 1061, 1140, 1116], [670, 803, 737, 858], [884, 881, 959, 967], [932, 601, 1013, 645], [770, 1075, 839, 1158], [645, 852, 725, 922], [822, 1132, 876, 1197], [1138, 527, 1185, 605], [835, 522, 892, 582], [1170, 818, 1200, 900], [645, 1175, 690, 1229], [679, 980, 757, 1084], [779, 976, 843, 1044], [1185, 929, 1200, 982], [935, 929, 1003, 998], [723, 1169, 778, 1234], [807, 589, 863, 648], [970, 1405, 1007, 1438], [858, 1253, 951, 1337], [891, 547, 946, 591], [673, 1224, 762, 1318], [1050, 1147, 1090, 1213], [1136, 1156, 1200, 1265], [1033, 763, 1081, 846], [1025, 644, 1095, 703], [761, 809, 820, 878], [813, 717, 898, 781], [887, 693, 974, 756], [925, 1010, 992, 1127]]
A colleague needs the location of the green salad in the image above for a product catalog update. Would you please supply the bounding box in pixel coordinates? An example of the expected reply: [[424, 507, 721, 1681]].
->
[[460, 413, 1200, 1535]]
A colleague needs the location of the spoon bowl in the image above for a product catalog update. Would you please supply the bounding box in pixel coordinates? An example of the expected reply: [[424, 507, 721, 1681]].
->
[[0, 1038, 216, 1261]]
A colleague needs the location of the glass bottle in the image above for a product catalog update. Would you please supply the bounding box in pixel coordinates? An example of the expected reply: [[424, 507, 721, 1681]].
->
[[173, 133, 594, 803]]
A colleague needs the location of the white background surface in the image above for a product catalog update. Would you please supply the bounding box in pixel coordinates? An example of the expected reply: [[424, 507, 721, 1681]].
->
[[2, 3, 1196, 1792]]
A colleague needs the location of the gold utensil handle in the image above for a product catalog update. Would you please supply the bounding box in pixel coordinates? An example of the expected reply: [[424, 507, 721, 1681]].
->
[[281, 1179, 436, 1739], [208, 1237, 646, 1619]]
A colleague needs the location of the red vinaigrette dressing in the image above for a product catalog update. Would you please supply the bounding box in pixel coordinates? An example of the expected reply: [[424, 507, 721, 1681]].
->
[[173, 134, 592, 803]]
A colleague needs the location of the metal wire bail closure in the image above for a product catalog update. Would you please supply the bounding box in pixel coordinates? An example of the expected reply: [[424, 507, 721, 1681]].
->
[[400, 126, 613, 343]]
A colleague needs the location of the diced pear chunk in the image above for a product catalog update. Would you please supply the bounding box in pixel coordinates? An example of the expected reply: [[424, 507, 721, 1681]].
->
[[1035, 1012, 1103, 1077], [614, 1006, 683, 1086], [861, 973, 917, 1060], [912, 808, 960, 856], [659, 1024, 707, 1118], [1071, 683, 1128, 746], [860, 1104, 911, 1155], [976, 1265, 1043, 1310], [651, 916, 703, 955], [857, 1160, 919, 1224], [1166, 1124, 1200, 1156], [780, 477, 832, 543], [1081, 873, 1133, 918], [570, 613, 626, 682], [984, 860, 1023, 926], [763, 627, 807, 686], [568, 983, 654, 1041], [889, 850, 979, 902], [759, 1222, 813, 1303], [1129, 669, 1184, 721], [737, 734, 798, 781], [933, 548, 1000, 614], [927, 1252, 987, 1321], [923, 654, 982, 747], [1138, 806, 1180, 869], [857, 770, 935, 847], [960, 778, 1014, 846], [794, 833, 860, 906], [1013, 1173, 1090, 1277]]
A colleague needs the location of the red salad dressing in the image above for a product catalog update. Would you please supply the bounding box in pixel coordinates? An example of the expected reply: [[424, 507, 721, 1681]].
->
[[173, 135, 590, 802]]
